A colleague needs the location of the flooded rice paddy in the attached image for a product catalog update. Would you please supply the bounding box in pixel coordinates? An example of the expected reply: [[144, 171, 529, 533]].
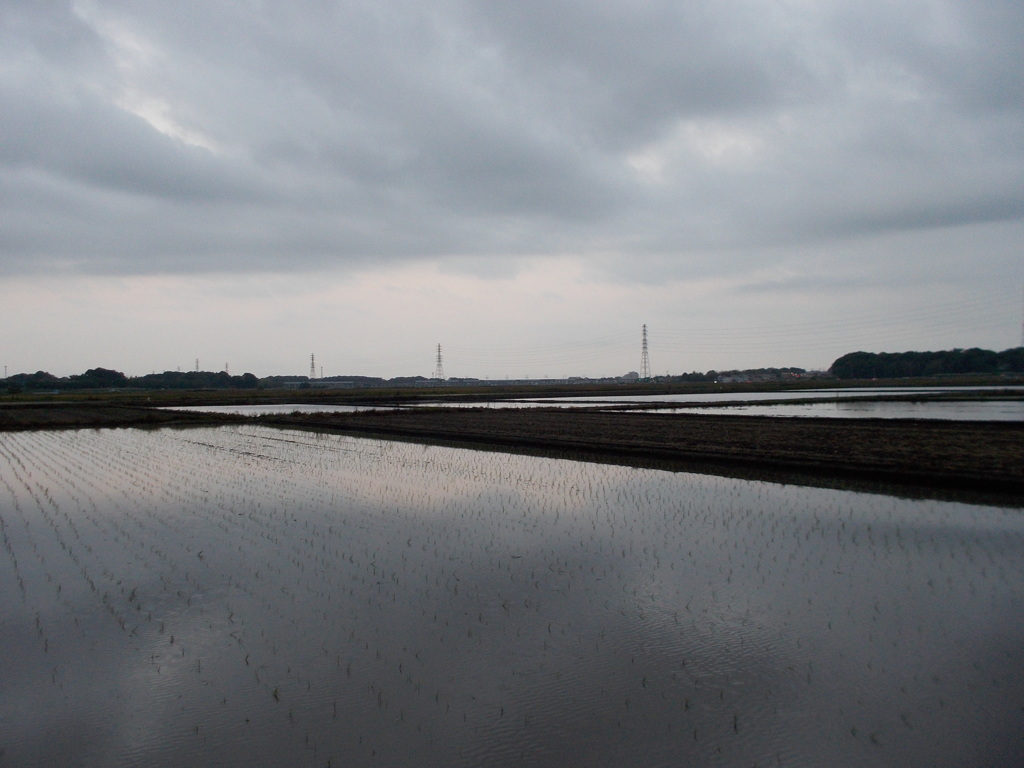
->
[[658, 398, 1024, 421], [162, 403, 378, 415], [522, 385, 1024, 407], [1, 425, 1021, 767]]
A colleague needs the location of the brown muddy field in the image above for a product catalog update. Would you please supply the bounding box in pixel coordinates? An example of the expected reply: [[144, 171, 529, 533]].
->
[[1, 402, 1021, 501], [0, 402, 243, 430], [263, 408, 1024, 500]]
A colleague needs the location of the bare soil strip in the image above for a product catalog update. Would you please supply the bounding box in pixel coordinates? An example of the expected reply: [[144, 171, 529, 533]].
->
[[0, 402, 244, 430], [262, 408, 1024, 502], [1, 403, 1020, 503]]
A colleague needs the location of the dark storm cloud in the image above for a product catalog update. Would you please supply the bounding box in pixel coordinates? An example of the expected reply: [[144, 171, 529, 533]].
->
[[0, 0, 1020, 277]]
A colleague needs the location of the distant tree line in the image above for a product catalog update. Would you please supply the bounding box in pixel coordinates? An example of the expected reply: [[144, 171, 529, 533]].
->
[[259, 375, 428, 388], [2, 368, 434, 393], [4, 349, 1022, 392], [133, 370, 260, 390], [660, 367, 807, 384], [5, 367, 259, 392], [829, 348, 1024, 380]]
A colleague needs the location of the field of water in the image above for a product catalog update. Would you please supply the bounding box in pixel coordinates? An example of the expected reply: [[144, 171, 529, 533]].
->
[[162, 403, 377, 415], [1, 425, 1021, 767], [659, 398, 1024, 421], [519, 386, 1024, 421], [524, 385, 1024, 406]]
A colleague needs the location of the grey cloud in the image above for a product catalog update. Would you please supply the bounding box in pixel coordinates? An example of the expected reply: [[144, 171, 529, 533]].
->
[[461, 0, 825, 146], [0, 0, 106, 71], [827, 1, 1024, 113], [0, 0, 1020, 281], [0, 87, 262, 203]]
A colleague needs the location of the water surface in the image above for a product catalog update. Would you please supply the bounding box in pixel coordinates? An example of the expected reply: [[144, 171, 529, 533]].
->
[[161, 403, 377, 415], [0, 426, 1020, 767], [659, 398, 1024, 420]]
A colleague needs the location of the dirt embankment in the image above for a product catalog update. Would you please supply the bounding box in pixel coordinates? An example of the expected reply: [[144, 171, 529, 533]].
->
[[1, 402, 1020, 502], [263, 408, 1024, 500], [0, 402, 244, 430]]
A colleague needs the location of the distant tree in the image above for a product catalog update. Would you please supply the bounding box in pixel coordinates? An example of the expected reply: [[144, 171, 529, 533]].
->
[[952, 348, 997, 374], [830, 351, 879, 379], [8, 370, 62, 390], [388, 376, 429, 386], [997, 348, 1024, 371], [70, 367, 128, 389], [830, 347, 1023, 379], [129, 370, 261, 390]]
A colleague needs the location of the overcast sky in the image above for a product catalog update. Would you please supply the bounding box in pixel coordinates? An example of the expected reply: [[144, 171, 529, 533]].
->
[[1, 0, 1021, 379]]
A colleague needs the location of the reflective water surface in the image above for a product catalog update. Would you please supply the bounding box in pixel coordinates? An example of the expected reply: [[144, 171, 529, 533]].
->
[[516, 386, 1024, 421], [659, 398, 1024, 420], [165, 386, 1024, 421], [1, 426, 1021, 767], [162, 403, 377, 415], [519, 385, 1024, 405]]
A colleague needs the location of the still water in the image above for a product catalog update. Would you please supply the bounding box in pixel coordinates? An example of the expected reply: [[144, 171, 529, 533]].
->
[[659, 398, 1024, 421], [516, 385, 1020, 404], [0, 426, 1021, 767], [162, 403, 377, 415], [383, 386, 1024, 420], [169, 388, 1024, 421]]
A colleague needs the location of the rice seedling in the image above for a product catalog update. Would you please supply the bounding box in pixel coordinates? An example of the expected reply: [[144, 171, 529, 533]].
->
[[0, 425, 1021, 766]]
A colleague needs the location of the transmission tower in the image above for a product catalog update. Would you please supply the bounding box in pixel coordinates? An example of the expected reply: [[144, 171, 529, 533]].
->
[[433, 344, 445, 381], [309, 353, 316, 380], [640, 324, 651, 380]]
